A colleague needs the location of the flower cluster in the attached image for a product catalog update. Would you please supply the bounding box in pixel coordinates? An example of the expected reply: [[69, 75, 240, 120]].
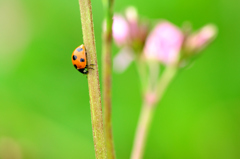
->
[[112, 7, 217, 71], [112, 7, 218, 159]]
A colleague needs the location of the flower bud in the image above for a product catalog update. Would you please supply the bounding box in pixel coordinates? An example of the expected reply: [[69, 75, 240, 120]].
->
[[184, 24, 217, 53], [112, 7, 149, 53], [144, 21, 183, 65], [125, 6, 138, 23]]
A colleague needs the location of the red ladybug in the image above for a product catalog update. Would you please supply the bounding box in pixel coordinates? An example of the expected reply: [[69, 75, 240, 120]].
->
[[71, 44, 94, 74]]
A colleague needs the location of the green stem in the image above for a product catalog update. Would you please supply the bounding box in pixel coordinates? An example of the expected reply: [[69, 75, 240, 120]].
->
[[155, 66, 177, 102], [131, 66, 177, 159], [102, 0, 116, 159], [147, 61, 160, 92], [78, 0, 107, 158], [135, 57, 148, 94]]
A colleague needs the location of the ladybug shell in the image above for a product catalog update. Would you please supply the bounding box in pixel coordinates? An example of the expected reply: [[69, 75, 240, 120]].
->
[[72, 45, 87, 70]]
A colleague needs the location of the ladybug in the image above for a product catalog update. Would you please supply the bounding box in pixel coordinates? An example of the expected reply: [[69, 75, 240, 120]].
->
[[71, 44, 94, 74]]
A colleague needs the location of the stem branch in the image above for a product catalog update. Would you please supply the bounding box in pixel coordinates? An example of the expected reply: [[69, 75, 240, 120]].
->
[[131, 66, 177, 159], [156, 66, 177, 102], [135, 57, 148, 94]]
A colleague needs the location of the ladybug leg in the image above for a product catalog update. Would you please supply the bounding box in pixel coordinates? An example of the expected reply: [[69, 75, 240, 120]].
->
[[86, 64, 95, 70], [86, 64, 95, 67]]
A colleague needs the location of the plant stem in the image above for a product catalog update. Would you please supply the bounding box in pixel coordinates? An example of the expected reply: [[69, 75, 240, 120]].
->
[[131, 66, 177, 159], [131, 101, 154, 159], [78, 0, 107, 158], [102, 0, 116, 158]]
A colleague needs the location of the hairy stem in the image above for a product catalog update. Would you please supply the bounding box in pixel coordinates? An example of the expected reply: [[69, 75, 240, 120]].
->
[[131, 66, 177, 159], [102, 0, 116, 158], [79, 0, 107, 158]]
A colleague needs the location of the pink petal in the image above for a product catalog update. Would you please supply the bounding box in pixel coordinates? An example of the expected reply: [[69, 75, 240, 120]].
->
[[113, 47, 135, 73], [144, 21, 183, 65], [112, 15, 130, 46]]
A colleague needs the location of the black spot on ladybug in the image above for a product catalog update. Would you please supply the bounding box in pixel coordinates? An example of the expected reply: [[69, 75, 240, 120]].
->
[[73, 55, 77, 60], [80, 58, 85, 62], [77, 48, 83, 52], [74, 65, 77, 69]]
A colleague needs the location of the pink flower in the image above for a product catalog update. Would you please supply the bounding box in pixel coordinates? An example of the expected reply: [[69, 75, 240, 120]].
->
[[144, 21, 184, 65], [112, 15, 130, 46], [185, 24, 217, 53]]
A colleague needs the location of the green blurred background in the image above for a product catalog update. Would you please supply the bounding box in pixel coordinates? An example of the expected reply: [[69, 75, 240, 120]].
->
[[0, 0, 240, 158]]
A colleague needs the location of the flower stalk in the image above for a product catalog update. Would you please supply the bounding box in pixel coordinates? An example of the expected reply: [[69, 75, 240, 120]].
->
[[131, 66, 178, 159], [102, 0, 116, 159], [78, 0, 107, 158], [131, 101, 154, 159]]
